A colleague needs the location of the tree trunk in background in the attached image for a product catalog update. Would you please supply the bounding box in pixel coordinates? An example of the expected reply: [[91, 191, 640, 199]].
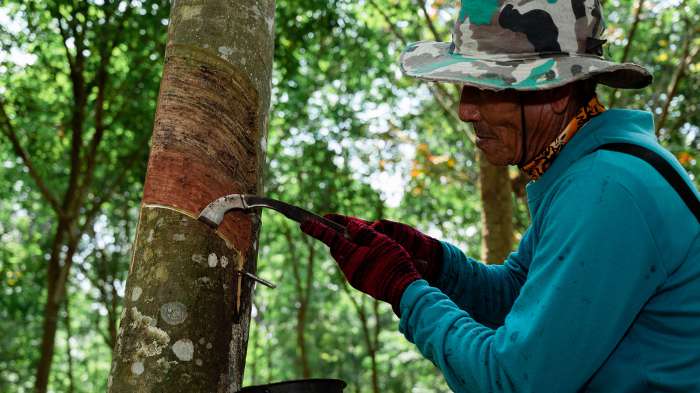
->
[[108, 1, 274, 392], [478, 151, 514, 264]]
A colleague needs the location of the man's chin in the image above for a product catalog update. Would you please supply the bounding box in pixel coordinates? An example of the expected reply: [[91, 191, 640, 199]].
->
[[476, 142, 511, 167]]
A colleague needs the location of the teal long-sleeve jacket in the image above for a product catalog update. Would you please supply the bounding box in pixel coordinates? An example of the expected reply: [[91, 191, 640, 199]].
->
[[399, 109, 700, 393]]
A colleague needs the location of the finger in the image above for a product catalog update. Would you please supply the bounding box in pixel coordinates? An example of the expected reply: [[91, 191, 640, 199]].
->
[[376, 219, 417, 248], [323, 214, 351, 227], [324, 214, 371, 226], [346, 220, 380, 245], [413, 258, 429, 276], [301, 219, 356, 256], [375, 219, 406, 236], [300, 219, 342, 248]]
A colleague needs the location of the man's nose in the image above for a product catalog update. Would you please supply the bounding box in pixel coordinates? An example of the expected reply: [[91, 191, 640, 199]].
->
[[458, 101, 480, 122], [459, 86, 480, 122]]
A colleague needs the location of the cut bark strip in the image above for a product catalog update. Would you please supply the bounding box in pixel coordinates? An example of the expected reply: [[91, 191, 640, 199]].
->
[[143, 50, 260, 248]]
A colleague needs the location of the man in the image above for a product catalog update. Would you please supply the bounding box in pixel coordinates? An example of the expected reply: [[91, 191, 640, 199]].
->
[[301, 1, 700, 392]]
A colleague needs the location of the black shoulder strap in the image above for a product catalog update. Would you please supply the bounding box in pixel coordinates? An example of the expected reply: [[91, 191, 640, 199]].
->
[[596, 142, 700, 223]]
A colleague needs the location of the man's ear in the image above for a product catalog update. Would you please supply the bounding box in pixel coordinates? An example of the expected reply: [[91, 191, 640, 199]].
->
[[550, 84, 573, 115]]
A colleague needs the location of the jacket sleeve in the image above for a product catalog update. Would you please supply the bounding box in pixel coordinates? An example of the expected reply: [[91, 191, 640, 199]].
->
[[398, 175, 666, 393], [434, 233, 531, 327]]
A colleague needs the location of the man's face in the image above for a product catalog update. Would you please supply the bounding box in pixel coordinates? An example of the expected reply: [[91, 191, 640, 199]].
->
[[458, 85, 524, 166]]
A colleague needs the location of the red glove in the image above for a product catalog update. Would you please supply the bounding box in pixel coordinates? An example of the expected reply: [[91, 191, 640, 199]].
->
[[300, 218, 420, 316], [325, 214, 443, 284]]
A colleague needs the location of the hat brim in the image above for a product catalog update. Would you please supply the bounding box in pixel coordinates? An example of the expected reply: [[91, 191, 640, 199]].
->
[[400, 41, 652, 91]]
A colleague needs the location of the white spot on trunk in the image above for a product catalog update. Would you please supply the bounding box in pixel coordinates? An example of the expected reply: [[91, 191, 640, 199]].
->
[[198, 338, 205, 345], [206, 342, 212, 349], [195, 358, 203, 366], [154, 264, 169, 282], [220, 255, 229, 268], [147, 229, 154, 243], [266, 15, 275, 34], [208, 253, 218, 267], [172, 339, 194, 361], [160, 302, 187, 325], [131, 361, 145, 375], [192, 254, 206, 265], [180, 4, 202, 20], [156, 357, 177, 373], [218, 46, 234, 58], [173, 233, 186, 241], [132, 287, 143, 301]]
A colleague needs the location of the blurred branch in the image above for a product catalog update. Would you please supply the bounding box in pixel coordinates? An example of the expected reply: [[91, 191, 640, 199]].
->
[[609, 0, 645, 107], [0, 99, 63, 215], [337, 275, 380, 393], [283, 224, 304, 300], [73, 0, 136, 212], [85, 1, 133, 93], [51, 234, 80, 333], [365, 0, 472, 145], [78, 147, 143, 236], [74, 249, 117, 349], [366, 0, 408, 45], [63, 293, 75, 393], [73, 61, 108, 215], [24, 1, 65, 77], [54, 13, 76, 72], [50, 1, 88, 220], [302, 235, 315, 306], [281, 223, 311, 377], [418, 0, 442, 42], [656, 27, 699, 137], [620, 0, 645, 64]]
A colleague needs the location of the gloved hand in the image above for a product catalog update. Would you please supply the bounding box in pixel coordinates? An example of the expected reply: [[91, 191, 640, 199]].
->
[[300, 218, 420, 316], [325, 214, 443, 284]]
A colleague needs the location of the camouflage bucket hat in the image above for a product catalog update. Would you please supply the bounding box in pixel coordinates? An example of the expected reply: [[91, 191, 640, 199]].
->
[[400, 0, 652, 91]]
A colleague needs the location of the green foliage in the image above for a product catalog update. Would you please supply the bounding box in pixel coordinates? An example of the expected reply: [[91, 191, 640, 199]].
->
[[0, 0, 698, 392], [603, 0, 700, 179], [0, 0, 167, 391]]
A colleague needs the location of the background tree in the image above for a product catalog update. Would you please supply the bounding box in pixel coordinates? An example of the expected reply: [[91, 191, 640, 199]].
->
[[0, 1, 167, 391]]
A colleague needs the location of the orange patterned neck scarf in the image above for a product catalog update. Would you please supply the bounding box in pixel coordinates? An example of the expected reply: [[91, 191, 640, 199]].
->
[[521, 96, 606, 180]]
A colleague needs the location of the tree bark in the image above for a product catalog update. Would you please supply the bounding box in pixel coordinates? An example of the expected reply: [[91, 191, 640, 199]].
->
[[108, 1, 274, 392], [478, 151, 514, 264]]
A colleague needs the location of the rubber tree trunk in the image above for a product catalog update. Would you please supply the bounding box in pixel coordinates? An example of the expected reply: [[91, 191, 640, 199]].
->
[[108, 1, 274, 392], [478, 150, 514, 264]]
